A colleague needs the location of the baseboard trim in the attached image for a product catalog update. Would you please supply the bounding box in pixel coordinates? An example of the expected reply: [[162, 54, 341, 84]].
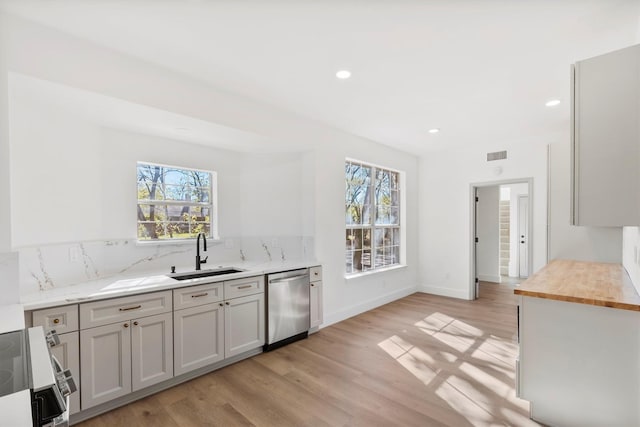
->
[[323, 285, 417, 327], [418, 284, 471, 300], [478, 274, 501, 283]]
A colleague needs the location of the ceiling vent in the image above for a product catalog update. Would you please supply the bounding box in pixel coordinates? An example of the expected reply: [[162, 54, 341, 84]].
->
[[487, 150, 507, 161]]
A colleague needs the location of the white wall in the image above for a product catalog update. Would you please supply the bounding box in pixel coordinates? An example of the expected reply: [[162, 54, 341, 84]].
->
[[476, 186, 500, 283], [418, 142, 548, 300], [2, 14, 419, 325], [547, 140, 622, 263], [313, 144, 419, 326], [0, 14, 19, 304]]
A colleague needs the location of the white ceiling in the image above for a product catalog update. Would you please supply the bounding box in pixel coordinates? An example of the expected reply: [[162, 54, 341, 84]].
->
[[2, 0, 639, 155]]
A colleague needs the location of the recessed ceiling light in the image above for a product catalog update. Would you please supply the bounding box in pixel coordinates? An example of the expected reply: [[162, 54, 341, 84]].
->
[[545, 99, 561, 107], [336, 70, 351, 79], [428, 128, 440, 134]]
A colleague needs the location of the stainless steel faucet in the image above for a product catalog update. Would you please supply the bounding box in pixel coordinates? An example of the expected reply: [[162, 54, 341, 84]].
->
[[196, 233, 208, 270]]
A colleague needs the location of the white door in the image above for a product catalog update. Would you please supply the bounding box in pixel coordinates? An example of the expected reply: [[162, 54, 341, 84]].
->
[[518, 195, 529, 278], [131, 312, 173, 391], [174, 303, 224, 376], [80, 322, 131, 409], [225, 293, 265, 358]]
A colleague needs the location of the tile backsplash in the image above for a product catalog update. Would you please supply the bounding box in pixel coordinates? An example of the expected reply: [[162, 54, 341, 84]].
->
[[18, 235, 314, 294]]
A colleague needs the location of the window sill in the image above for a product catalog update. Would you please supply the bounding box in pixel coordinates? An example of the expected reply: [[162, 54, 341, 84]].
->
[[344, 264, 407, 280]]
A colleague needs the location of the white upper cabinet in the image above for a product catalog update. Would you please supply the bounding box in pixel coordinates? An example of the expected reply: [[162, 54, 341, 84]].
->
[[572, 44, 640, 226]]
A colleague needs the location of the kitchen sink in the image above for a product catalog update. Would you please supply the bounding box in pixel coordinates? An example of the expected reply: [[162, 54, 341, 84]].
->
[[168, 268, 245, 281]]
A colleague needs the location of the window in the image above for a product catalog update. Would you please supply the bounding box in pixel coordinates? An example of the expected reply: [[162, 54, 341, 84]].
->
[[137, 162, 217, 242], [345, 160, 401, 274]]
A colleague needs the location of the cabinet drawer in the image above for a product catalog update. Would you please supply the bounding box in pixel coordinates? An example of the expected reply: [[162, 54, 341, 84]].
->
[[32, 305, 79, 333], [224, 276, 264, 299], [173, 282, 224, 310], [80, 291, 172, 329], [310, 266, 322, 282]]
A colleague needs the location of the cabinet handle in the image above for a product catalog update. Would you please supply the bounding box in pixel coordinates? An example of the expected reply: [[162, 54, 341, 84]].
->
[[53, 318, 60, 324], [133, 321, 138, 326], [119, 305, 142, 312], [123, 323, 129, 328], [311, 284, 314, 287], [237, 285, 252, 290], [191, 293, 209, 298], [219, 303, 224, 307], [225, 302, 230, 305]]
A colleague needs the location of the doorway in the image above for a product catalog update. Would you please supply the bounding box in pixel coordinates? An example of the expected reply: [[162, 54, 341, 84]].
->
[[471, 178, 532, 299]]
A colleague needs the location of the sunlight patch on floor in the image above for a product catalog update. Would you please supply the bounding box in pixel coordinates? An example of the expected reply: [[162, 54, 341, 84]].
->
[[414, 312, 455, 335], [377, 335, 438, 386], [458, 361, 510, 399], [435, 378, 496, 427]]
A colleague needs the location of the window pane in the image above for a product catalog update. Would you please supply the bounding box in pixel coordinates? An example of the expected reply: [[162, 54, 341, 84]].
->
[[362, 228, 371, 249], [392, 228, 400, 246], [374, 228, 384, 247], [137, 162, 214, 241], [345, 161, 401, 274], [345, 163, 372, 225]]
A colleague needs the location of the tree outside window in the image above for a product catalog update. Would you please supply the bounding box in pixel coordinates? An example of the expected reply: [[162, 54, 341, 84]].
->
[[137, 162, 217, 241], [345, 160, 401, 274]]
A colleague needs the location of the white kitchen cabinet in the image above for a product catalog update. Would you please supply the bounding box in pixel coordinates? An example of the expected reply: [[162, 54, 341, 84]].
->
[[131, 312, 173, 391], [310, 281, 323, 329], [519, 295, 640, 426], [224, 292, 265, 358], [80, 321, 131, 409], [80, 293, 173, 410], [32, 304, 79, 334], [309, 266, 323, 330], [174, 302, 224, 375], [572, 44, 640, 226]]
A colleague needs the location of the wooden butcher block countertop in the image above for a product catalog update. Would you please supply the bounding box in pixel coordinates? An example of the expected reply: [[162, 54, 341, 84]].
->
[[514, 259, 640, 311]]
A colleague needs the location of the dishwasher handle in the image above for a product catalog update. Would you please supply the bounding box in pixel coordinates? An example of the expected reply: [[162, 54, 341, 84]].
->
[[269, 273, 309, 284]]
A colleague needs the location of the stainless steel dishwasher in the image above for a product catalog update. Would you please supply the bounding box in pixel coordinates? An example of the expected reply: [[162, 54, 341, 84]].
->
[[264, 268, 310, 351]]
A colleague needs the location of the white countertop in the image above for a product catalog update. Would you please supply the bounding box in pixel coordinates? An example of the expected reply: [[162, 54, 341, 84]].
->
[[20, 260, 319, 311], [0, 304, 25, 333]]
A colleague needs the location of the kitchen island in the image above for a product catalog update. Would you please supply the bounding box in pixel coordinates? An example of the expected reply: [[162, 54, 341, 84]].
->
[[515, 259, 640, 427]]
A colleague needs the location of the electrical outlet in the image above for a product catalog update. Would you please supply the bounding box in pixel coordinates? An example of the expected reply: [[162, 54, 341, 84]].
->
[[69, 246, 81, 263], [271, 238, 279, 248], [224, 239, 234, 249]]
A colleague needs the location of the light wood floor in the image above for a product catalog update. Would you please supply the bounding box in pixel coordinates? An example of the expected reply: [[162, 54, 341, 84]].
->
[[77, 282, 540, 427]]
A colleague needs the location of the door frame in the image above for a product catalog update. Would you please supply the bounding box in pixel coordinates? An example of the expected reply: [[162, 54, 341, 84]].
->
[[517, 194, 529, 278], [469, 178, 533, 299]]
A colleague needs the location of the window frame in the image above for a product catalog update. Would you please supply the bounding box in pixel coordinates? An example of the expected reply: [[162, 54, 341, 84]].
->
[[345, 158, 405, 277], [136, 161, 219, 244]]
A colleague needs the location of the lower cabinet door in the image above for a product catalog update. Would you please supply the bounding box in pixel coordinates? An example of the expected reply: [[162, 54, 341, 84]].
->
[[174, 303, 224, 375], [50, 332, 80, 415], [80, 322, 132, 409], [310, 281, 323, 329], [131, 312, 173, 391], [225, 293, 265, 358]]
